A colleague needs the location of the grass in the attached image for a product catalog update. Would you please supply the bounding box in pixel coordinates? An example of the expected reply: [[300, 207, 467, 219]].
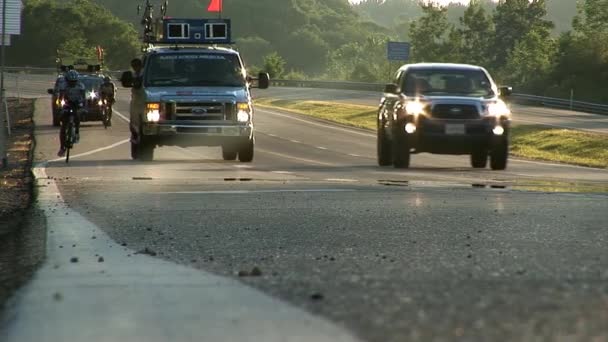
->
[[256, 98, 608, 169]]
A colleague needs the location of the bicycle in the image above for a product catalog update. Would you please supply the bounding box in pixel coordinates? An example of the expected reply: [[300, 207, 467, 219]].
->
[[61, 101, 81, 164], [100, 99, 110, 129]]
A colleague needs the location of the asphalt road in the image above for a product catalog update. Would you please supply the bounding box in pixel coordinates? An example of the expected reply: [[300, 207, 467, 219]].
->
[[2, 79, 608, 341]]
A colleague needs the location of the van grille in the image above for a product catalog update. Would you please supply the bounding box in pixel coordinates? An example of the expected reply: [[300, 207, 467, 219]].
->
[[174, 102, 235, 121]]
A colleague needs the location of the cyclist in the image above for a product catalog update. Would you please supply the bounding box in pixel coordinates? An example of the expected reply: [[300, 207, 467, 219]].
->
[[99, 76, 116, 124], [58, 70, 86, 157]]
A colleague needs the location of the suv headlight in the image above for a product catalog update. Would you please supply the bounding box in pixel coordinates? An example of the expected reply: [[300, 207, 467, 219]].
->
[[237, 102, 251, 123], [146, 102, 161, 122], [485, 101, 511, 117], [405, 101, 426, 116]]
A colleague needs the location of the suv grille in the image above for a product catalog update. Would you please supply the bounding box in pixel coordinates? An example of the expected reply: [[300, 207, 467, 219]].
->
[[174, 102, 235, 121], [431, 104, 479, 119]]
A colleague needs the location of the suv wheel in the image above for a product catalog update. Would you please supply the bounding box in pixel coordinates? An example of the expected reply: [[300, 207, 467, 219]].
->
[[131, 136, 155, 161], [392, 127, 410, 169], [238, 139, 254, 163], [490, 138, 508, 170], [471, 149, 488, 168], [377, 121, 392, 166]]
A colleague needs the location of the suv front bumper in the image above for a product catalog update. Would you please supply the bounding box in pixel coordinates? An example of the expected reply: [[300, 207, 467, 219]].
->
[[398, 118, 509, 154]]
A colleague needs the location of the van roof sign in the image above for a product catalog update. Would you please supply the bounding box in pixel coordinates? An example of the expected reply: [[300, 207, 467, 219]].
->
[[150, 18, 232, 45]]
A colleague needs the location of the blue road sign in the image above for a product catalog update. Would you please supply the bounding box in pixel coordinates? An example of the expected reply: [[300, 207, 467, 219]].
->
[[387, 41, 410, 61]]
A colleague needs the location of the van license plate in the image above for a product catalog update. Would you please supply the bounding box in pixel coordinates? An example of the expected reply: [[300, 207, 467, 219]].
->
[[445, 124, 466, 135]]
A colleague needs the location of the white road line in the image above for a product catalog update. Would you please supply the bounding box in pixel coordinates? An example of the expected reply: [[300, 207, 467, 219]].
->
[[349, 153, 362, 157], [49, 139, 130, 163], [154, 189, 357, 194], [324, 179, 358, 183], [272, 171, 294, 174], [257, 148, 336, 166], [259, 108, 376, 138], [233, 165, 253, 169], [316, 146, 328, 150], [113, 108, 129, 123], [290, 139, 301, 143]]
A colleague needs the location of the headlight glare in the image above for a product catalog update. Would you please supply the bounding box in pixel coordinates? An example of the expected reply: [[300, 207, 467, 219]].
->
[[146, 110, 161, 122], [237, 110, 250, 123], [405, 101, 425, 115], [487, 101, 511, 117]]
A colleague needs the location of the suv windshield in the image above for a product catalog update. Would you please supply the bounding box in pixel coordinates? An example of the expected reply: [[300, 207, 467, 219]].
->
[[401, 68, 494, 98], [145, 53, 246, 87]]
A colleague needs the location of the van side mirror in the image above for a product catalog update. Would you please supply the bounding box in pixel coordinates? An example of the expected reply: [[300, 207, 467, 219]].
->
[[257, 73, 270, 89], [384, 83, 399, 94], [499, 86, 513, 97], [121, 71, 134, 88], [47, 88, 54, 95]]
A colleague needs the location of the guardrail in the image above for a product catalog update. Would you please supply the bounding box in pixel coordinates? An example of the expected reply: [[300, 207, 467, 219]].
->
[[271, 79, 608, 116], [3, 67, 607, 115], [510, 93, 608, 115]]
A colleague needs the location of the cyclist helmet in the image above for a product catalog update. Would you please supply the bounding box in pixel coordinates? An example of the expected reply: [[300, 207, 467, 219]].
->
[[66, 70, 79, 84]]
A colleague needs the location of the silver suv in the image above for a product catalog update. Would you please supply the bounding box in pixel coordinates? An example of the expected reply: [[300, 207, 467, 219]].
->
[[377, 63, 512, 170]]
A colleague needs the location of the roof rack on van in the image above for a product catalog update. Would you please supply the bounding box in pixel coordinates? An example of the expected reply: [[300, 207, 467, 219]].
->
[[138, 0, 232, 48]]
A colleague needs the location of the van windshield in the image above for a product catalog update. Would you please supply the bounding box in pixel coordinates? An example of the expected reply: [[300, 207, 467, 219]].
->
[[145, 53, 246, 87]]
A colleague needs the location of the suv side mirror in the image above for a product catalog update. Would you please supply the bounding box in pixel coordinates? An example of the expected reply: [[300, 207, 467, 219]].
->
[[47, 88, 54, 95], [499, 86, 513, 97], [257, 72, 270, 89], [384, 83, 399, 94], [121, 71, 134, 88]]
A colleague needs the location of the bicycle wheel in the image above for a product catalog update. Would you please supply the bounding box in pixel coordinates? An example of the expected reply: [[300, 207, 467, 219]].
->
[[101, 106, 108, 129], [65, 121, 73, 164]]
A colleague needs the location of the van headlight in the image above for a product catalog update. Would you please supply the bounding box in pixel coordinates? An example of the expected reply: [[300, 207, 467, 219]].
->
[[236, 102, 251, 123], [405, 101, 426, 116], [146, 103, 161, 122]]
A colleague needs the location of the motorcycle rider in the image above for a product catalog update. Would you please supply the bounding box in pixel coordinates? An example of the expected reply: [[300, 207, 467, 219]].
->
[[57, 70, 86, 157], [99, 75, 116, 124]]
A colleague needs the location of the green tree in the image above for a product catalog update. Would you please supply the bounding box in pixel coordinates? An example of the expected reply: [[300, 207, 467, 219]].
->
[[409, 4, 453, 62], [236, 36, 274, 68], [493, 0, 554, 67], [262, 52, 286, 79], [8, 0, 139, 69], [458, 0, 494, 67], [549, 0, 608, 101], [502, 29, 557, 90]]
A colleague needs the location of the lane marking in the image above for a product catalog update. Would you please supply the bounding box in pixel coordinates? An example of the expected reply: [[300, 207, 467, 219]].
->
[[257, 148, 336, 166], [233, 165, 253, 169], [290, 139, 302, 143], [316, 146, 328, 150], [324, 178, 358, 183], [153, 189, 357, 195], [349, 153, 362, 157], [272, 171, 293, 175], [49, 139, 130, 163]]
